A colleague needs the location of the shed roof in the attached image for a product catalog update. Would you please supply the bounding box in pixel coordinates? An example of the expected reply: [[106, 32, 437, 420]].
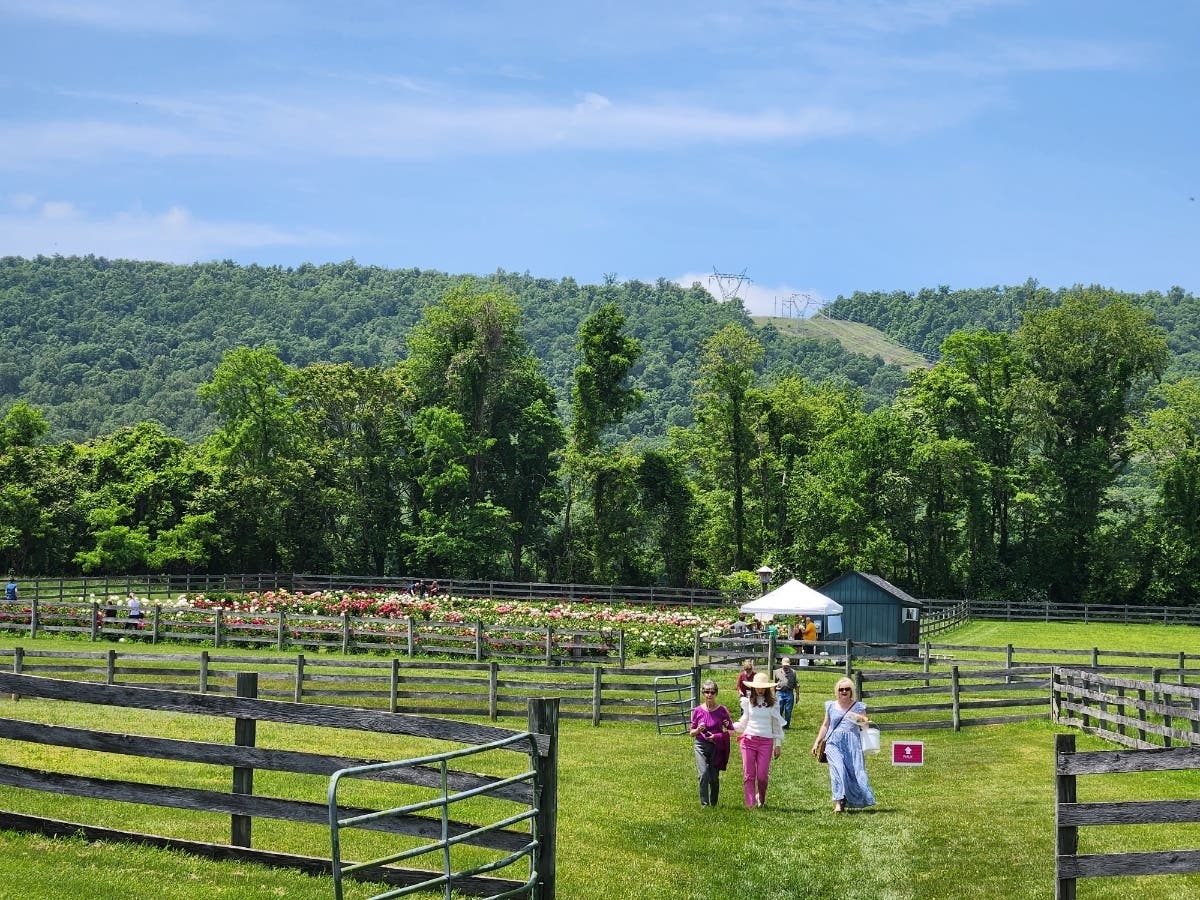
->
[[823, 571, 923, 608]]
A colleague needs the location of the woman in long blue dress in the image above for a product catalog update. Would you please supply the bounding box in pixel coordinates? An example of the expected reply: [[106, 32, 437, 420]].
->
[[811, 676, 876, 813]]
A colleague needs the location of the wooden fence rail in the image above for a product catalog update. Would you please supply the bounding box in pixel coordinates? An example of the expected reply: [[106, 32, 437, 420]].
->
[[0, 670, 558, 898], [1054, 732, 1200, 899], [5, 573, 730, 608], [0, 646, 689, 726], [1051, 667, 1200, 750]]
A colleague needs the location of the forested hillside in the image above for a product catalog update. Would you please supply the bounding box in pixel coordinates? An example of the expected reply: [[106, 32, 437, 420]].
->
[[0, 256, 905, 443], [824, 279, 1200, 376], [4, 258, 1200, 608]]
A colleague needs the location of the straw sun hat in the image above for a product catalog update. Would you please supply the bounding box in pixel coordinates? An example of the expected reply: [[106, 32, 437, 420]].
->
[[746, 672, 776, 690]]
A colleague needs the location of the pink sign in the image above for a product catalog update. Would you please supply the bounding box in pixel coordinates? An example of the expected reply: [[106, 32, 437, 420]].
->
[[892, 741, 924, 766]]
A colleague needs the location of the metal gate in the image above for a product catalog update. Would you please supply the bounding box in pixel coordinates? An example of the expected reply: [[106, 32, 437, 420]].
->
[[329, 732, 541, 900], [653, 673, 695, 735]]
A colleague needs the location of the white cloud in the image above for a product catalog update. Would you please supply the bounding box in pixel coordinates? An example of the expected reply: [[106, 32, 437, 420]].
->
[[0, 199, 341, 262], [675, 271, 828, 317]]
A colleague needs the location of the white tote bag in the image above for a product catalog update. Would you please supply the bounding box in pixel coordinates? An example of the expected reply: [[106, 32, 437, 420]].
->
[[860, 726, 881, 754]]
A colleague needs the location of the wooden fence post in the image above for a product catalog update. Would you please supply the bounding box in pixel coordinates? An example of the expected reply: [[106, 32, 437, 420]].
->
[[618, 630, 626, 669], [214, 608, 223, 649], [406, 616, 415, 658], [294, 654, 305, 703], [1005, 644, 1013, 684], [1137, 682, 1148, 745], [767, 631, 777, 672], [106, 648, 117, 685], [544, 627, 553, 666], [11, 646, 22, 701], [475, 620, 484, 662], [231, 672, 258, 848], [90, 601, 99, 641], [276, 610, 286, 651], [341, 611, 351, 655], [488, 661, 499, 721], [1050, 667, 1060, 724], [592, 666, 603, 727], [692, 630, 701, 668], [923, 641, 931, 687], [1055, 732, 1077, 900], [199, 650, 209, 693], [151, 603, 160, 645], [29, 596, 38, 639], [528, 697, 559, 900], [390, 658, 400, 714], [951, 665, 961, 732]]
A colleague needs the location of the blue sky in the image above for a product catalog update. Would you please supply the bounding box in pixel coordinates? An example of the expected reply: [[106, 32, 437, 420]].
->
[[2, 1, 1197, 315]]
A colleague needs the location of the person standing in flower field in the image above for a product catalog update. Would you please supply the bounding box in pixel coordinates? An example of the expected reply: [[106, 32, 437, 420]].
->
[[4, 576, 16, 603]]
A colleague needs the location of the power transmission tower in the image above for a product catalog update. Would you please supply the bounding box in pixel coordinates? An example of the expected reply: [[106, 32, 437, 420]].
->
[[709, 267, 751, 302]]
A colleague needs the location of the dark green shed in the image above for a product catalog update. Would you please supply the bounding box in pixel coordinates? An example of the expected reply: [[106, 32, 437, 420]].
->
[[818, 571, 923, 654]]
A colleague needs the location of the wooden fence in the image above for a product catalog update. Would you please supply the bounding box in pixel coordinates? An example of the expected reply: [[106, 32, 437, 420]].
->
[[1051, 667, 1200, 749], [0, 646, 690, 726], [0, 598, 633, 665], [0, 670, 559, 898], [1054, 732, 1200, 899], [924, 597, 1200, 627], [6, 572, 729, 607]]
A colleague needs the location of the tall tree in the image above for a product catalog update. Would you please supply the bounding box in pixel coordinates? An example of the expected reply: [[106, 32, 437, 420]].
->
[[694, 324, 764, 572], [1017, 289, 1169, 601]]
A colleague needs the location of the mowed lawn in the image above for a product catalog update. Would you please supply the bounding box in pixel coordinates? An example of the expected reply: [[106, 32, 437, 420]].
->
[[0, 620, 1197, 899]]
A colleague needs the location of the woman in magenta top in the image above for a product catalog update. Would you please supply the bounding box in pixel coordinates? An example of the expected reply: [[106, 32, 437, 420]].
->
[[690, 679, 733, 806]]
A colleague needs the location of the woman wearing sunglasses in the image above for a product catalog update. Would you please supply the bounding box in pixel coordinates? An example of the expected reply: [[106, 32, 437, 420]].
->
[[689, 679, 733, 806], [812, 677, 876, 813]]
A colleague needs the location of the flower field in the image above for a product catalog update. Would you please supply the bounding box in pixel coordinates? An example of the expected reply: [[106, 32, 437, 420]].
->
[[183, 589, 736, 657]]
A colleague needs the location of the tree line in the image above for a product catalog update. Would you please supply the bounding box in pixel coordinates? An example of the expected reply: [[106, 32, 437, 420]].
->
[[1, 276, 1197, 606]]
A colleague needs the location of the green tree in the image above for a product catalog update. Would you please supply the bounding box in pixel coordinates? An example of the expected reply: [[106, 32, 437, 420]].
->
[[1017, 289, 1169, 601]]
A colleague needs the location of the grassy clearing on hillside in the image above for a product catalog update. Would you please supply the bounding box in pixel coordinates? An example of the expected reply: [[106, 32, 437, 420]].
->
[[0, 625, 1198, 898]]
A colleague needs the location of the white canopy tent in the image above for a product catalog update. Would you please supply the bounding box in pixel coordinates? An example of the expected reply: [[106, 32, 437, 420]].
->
[[739, 578, 844, 637]]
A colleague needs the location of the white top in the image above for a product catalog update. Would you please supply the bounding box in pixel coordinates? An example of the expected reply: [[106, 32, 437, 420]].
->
[[734, 696, 785, 746]]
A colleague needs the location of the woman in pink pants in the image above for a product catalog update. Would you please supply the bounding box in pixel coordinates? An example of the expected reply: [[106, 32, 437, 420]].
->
[[733, 671, 785, 808]]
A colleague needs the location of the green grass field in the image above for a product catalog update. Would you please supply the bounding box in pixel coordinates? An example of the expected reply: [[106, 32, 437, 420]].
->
[[1, 620, 1198, 898]]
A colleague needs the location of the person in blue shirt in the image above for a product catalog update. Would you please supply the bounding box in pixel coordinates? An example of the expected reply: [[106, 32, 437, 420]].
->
[[4, 577, 16, 602]]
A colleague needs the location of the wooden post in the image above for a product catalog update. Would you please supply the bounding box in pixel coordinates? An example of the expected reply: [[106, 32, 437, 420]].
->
[[277, 610, 286, 651], [1055, 732, 1077, 900], [341, 611, 351, 655], [545, 626, 553, 666], [1050, 667, 1060, 724], [1091, 647, 1099, 671], [231, 672, 258, 848], [29, 595, 38, 639], [11, 646, 22, 701], [528, 697, 559, 900], [406, 616, 415, 657], [692, 630, 701, 669], [1180, 651, 1187, 686], [389, 658, 399, 714], [592, 666, 603, 727], [1137, 684, 1148, 745], [767, 631, 777, 673], [151, 603, 160, 645], [1005, 644, 1013, 684], [854, 670, 864, 701], [475, 620, 484, 662], [951, 665, 961, 732], [199, 650, 209, 693], [618, 630, 626, 669], [214, 608, 223, 649], [90, 601, 99, 641], [923, 640, 931, 688], [488, 661, 499, 721], [106, 648, 117, 686], [1116, 686, 1126, 741], [294, 654, 305, 703]]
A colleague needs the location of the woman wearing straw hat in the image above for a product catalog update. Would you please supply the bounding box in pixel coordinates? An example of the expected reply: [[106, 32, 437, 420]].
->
[[732, 671, 785, 808], [811, 676, 875, 813]]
